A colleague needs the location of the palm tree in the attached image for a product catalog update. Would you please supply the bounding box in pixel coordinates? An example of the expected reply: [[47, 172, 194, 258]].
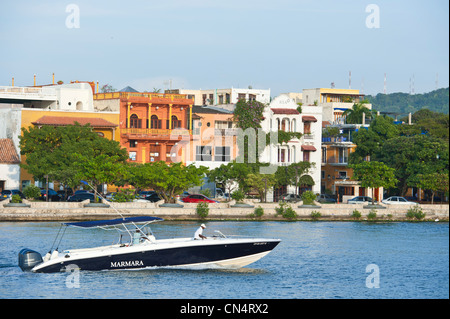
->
[[342, 102, 373, 124]]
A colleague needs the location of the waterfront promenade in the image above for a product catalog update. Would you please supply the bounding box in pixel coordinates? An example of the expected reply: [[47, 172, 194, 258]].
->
[[0, 199, 448, 222]]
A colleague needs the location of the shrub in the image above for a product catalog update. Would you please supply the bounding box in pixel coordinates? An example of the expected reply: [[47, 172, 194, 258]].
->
[[111, 188, 135, 202], [351, 209, 362, 219], [301, 191, 316, 205], [196, 202, 209, 220], [251, 206, 264, 218], [11, 194, 22, 203], [367, 209, 377, 221], [276, 201, 297, 220], [310, 210, 321, 221], [23, 185, 41, 200], [406, 205, 426, 221]]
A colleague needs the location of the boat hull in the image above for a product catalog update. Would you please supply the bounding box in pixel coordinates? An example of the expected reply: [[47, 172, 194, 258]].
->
[[32, 239, 280, 273]]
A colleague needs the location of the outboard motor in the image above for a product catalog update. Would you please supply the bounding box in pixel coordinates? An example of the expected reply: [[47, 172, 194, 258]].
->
[[18, 248, 43, 272]]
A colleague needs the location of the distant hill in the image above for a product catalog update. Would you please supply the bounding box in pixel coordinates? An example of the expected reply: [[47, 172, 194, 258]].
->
[[365, 87, 449, 115]]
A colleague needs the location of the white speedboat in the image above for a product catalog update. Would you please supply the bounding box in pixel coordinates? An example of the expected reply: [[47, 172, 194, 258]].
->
[[19, 216, 281, 273]]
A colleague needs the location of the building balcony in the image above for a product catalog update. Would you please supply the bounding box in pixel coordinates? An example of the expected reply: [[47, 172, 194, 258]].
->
[[121, 128, 191, 140], [325, 156, 349, 166], [214, 128, 239, 136], [94, 92, 194, 105]]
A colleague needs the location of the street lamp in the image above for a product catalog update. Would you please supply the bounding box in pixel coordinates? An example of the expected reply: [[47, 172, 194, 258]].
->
[[44, 175, 49, 202]]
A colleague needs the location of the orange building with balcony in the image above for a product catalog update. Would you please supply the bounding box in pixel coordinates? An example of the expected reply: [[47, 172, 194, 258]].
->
[[94, 89, 194, 164]]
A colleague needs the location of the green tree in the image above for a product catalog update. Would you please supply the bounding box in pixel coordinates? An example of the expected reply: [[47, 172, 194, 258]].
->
[[128, 161, 208, 203], [350, 115, 399, 164], [274, 162, 314, 192], [207, 161, 258, 197], [233, 99, 267, 164], [350, 161, 398, 205], [376, 135, 448, 195], [342, 102, 373, 124], [245, 173, 275, 202], [19, 123, 128, 191], [73, 153, 128, 202], [414, 173, 449, 204]]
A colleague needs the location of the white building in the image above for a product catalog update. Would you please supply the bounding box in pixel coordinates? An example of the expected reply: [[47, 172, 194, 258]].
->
[[260, 94, 322, 200], [165, 87, 270, 110], [0, 82, 94, 111]]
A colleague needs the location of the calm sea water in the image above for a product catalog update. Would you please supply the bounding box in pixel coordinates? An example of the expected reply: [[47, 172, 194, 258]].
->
[[0, 221, 448, 299]]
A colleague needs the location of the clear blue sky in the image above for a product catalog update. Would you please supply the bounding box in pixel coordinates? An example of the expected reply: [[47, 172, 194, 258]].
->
[[0, 0, 448, 97]]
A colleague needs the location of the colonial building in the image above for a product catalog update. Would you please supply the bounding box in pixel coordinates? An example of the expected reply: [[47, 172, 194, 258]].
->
[[260, 94, 323, 200], [165, 87, 270, 112], [186, 105, 238, 170], [94, 88, 194, 164], [321, 123, 384, 203]]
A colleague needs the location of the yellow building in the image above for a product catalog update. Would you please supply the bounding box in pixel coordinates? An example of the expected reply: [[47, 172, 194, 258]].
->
[[302, 88, 372, 124], [19, 108, 119, 190]]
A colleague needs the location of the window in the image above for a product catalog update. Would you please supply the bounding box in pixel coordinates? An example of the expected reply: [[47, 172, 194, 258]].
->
[[303, 122, 311, 134], [321, 147, 327, 164], [129, 140, 137, 148], [215, 121, 233, 129], [150, 144, 160, 161], [171, 115, 181, 129], [281, 119, 288, 131], [338, 148, 348, 164], [249, 94, 256, 101], [151, 115, 161, 129], [238, 93, 246, 101], [338, 171, 347, 179], [303, 150, 310, 162], [321, 171, 325, 179], [196, 146, 212, 161], [278, 148, 287, 163], [215, 147, 230, 162], [130, 114, 142, 128], [129, 151, 137, 161]]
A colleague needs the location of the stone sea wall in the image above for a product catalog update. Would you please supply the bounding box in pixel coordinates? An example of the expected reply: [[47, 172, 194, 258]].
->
[[0, 199, 448, 222]]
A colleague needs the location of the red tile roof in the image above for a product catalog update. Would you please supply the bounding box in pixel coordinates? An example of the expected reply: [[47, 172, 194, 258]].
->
[[0, 139, 20, 164], [301, 145, 317, 151], [322, 121, 331, 128], [271, 108, 299, 115], [32, 116, 117, 128]]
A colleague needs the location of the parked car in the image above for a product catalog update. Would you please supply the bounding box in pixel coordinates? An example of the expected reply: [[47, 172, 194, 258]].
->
[[67, 192, 95, 202], [139, 190, 156, 199], [144, 193, 162, 203], [347, 196, 373, 204], [382, 196, 415, 205], [280, 193, 301, 202], [316, 194, 337, 203], [182, 194, 218, 203], [57, 189, 73, 200], [1, 189, 25, 201], [39, 189, 62, 202], [180, 191, 190, 199]]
